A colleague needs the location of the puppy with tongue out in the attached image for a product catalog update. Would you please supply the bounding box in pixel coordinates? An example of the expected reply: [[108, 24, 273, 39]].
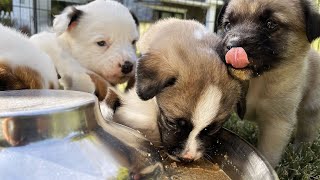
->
[[217, 0, 320, 167]]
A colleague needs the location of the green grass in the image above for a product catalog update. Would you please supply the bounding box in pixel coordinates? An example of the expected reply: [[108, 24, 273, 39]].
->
[[223, 114, 320, 180]]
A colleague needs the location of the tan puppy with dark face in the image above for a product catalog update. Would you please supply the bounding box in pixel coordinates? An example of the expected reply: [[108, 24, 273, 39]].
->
[[104, 18, 242, 162], [217, 0, 320, 166]]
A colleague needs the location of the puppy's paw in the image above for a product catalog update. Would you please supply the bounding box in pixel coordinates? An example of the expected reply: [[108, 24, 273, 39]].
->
[[59, 72, 95, 93], [59, 71, 108, 101]]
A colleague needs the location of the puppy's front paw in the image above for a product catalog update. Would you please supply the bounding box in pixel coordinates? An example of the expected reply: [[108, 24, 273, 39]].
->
[[59, 72, 95, 93], [59, 71, 108, 101]]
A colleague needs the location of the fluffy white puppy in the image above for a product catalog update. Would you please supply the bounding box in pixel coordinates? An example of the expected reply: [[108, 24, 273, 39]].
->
[[30, 0, 139, 100], [0, 24, 58, 90]]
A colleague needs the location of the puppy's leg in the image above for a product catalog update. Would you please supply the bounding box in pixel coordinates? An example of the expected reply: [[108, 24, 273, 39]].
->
[[254, 93, 300, 167], [257, 113, 296, 167], [295, 108, 320, 145], [59, 68, 109, 101]]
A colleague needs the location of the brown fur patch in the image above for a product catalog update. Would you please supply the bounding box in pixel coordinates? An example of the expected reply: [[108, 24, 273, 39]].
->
[[105, 88, 121, 112], [88, 72, 108, 101], [0, 62, 43, 90]]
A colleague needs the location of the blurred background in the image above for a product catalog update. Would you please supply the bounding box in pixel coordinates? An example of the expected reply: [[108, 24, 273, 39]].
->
[[0, 0, 222, 34], [0, 0, 320, 179], [1, 0, 318, 51]]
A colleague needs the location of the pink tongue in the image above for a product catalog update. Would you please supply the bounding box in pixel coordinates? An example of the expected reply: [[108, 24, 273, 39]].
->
[[225, 47, 249, 68]]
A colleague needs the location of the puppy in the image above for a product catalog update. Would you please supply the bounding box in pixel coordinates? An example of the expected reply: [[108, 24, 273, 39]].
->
[[30, 0, 139, 100], [217, 0, 320, 166], [0, 24, 58, 90], [104, 18, 242, 162]]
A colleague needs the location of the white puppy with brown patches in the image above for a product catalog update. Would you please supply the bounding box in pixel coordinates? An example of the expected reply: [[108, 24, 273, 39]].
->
[[0, 24, 58, 90], [104, 18, 241, 162], [30, 0, 139, 100]]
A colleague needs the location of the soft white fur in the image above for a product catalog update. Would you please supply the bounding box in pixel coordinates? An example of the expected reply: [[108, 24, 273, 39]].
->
[[182, 85, 222, 160], [0, 24, 58, 89], [30, 0, 138, 93], [100, 88, 161, 145]]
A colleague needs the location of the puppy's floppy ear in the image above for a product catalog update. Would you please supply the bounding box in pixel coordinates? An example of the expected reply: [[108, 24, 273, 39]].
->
[[53, 6, 83, 35], [301, 0, 320, 42], [136, 53, 176, 101], [216, 0, 229, 34]]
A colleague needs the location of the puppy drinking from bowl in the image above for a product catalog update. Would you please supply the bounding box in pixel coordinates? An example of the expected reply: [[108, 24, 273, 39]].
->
[[104, 18, 242, 162]]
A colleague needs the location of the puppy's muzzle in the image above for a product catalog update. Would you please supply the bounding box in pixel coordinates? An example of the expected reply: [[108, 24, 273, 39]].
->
[[178, 153, 195, 163], [121, 61, 133, 74]]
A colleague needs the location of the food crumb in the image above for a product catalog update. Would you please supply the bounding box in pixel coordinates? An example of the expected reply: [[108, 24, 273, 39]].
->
[[224, 154, 229, 160]]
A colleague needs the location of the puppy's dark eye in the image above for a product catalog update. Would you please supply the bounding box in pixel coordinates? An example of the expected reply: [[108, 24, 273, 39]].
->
[[266, 20, 278, 30], [97, 41, 107, 47], [176, 118, 187, 127], [164, 77, 176, 88], [224, 22, 231, 32], [132, 40, 137, 45]]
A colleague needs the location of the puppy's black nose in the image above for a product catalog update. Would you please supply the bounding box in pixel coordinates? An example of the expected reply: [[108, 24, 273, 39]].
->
[[226, 42, 236, 50], [226, 39, 242, 50], [121, 61, 133, 74], [227, 45, 233, 50]]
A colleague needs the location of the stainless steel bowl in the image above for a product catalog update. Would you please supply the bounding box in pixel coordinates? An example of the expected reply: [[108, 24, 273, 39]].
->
[[0, 90, 162, 180], [204, 128, 279, 180], [0, 90, 278, 180]]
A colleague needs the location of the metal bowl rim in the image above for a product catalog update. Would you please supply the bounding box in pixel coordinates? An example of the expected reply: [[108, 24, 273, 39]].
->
[[221, 127, 278, 179]]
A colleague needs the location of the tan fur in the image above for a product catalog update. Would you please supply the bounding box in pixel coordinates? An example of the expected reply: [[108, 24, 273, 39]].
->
[[137, 19, 241, 120], [227, 0, 305, 30], [0, 62, 43, 90]]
